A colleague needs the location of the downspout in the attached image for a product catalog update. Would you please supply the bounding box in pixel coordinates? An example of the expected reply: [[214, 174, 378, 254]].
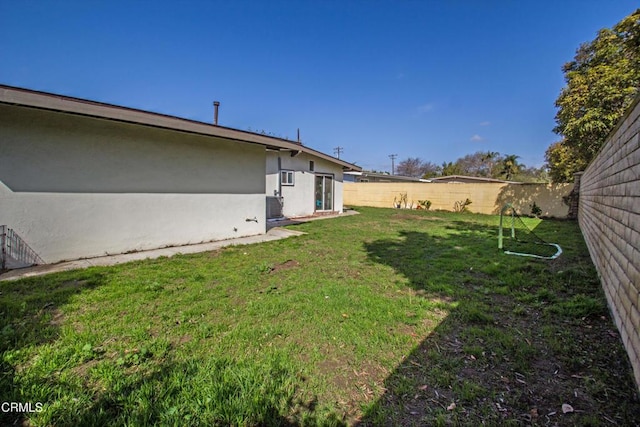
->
[[1, 225, 5, 270], [277, 156, 282, 197]]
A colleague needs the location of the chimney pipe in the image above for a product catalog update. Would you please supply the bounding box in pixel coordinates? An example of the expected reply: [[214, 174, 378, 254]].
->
[[213, 101, 220, 125]]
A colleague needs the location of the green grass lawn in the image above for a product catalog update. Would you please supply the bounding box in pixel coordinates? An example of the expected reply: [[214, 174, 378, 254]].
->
[[1, 207, 639, 426]]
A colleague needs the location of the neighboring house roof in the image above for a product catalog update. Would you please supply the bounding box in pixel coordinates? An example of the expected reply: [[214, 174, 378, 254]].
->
[[426, 175, 518, 184], [0, 84, 361, 172], [345, 171, 428, 182]]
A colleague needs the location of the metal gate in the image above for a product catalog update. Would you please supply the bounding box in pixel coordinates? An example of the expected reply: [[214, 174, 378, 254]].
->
[[1, 226, 44, 270]]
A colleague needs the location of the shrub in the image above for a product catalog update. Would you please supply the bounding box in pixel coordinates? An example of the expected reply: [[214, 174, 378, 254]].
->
[[417, 200, 432, 210], [453, 198, 472, 213]]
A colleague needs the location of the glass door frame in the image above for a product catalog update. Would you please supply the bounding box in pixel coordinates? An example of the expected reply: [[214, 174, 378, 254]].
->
[[314, 173, 334, 212]]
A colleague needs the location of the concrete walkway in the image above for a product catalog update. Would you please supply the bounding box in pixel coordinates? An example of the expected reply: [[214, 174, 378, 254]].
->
[[0, 210, 358, 281], [0, 227, 304, 282]]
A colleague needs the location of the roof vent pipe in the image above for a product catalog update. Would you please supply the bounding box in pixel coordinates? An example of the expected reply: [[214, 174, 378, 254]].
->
[[213, 101, 220, 125]]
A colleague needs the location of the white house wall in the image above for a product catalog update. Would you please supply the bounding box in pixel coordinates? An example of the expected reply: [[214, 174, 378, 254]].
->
[[0, 105, 266, 263], [266, 151, 344, 218]]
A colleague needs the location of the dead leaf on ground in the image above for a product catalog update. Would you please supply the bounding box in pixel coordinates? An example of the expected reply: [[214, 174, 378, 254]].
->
[[562, 403, 574, 414]]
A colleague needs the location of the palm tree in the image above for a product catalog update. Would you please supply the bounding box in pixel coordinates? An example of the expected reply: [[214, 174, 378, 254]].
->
[[500, 154, 522, 181], [481, 151, 500, 177]]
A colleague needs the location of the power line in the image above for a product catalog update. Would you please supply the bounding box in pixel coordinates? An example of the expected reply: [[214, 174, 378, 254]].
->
[[333, 146, 344, 159], [389, 154, 398, 175]]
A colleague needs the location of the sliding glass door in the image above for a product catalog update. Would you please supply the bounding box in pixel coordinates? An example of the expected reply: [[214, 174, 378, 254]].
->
[[314, 174, 333, 211]]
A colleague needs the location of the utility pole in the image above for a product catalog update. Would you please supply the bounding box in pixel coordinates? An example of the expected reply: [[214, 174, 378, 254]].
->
[[389, 154, 398, 175], [333, 147, 344, 159]]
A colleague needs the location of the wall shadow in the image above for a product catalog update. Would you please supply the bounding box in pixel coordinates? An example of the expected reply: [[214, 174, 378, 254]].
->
[[357, 220, 640, 426]]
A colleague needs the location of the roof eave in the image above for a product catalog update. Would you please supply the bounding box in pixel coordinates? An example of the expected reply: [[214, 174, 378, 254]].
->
[[0, 84, 362, 172], [0, 85, 301, 150]]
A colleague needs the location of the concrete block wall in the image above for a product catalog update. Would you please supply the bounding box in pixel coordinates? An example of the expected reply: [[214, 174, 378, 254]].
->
[[578, 95, 640, 390], [344, 181, 572, 217]]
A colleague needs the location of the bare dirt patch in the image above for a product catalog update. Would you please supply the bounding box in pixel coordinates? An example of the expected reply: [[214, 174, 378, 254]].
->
[[270, 259, 300, 273], [207, 249, 221, 258], [48, 308, 65, 327], [318, 356, 385, 425], [71, 359, 100, 378], [359, 298, 640, 426], [177, 335, 192, 345], [392, 213, 443, 221]]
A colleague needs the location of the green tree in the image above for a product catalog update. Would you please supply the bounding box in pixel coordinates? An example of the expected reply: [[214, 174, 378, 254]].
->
[[441, 161, 463, 176], [499, 154, 522, 181], [545, 140, 583, 183], [549, 9, 640, 181], [518, 165, 550, 183]]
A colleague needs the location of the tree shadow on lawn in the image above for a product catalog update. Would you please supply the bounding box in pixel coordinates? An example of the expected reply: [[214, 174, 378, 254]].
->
[[0, 265, 339, 426], [18, 355, 305, 426], [0, 269, 107, 425], [358, 221, 640, 426]]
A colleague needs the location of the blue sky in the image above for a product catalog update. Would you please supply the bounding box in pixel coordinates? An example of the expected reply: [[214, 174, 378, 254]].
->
[[1, 1, 637, 172]]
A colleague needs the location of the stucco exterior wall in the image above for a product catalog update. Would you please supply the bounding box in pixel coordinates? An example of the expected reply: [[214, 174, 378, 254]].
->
[[0, 105, 266, 263], [266, 151, 344, 218], [578, 96, 640, 390], [344, 182, 572, 217]]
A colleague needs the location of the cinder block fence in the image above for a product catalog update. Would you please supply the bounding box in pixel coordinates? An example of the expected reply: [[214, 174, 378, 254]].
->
[[578, 95, 640, 391], [344, 182, 572, 217]]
